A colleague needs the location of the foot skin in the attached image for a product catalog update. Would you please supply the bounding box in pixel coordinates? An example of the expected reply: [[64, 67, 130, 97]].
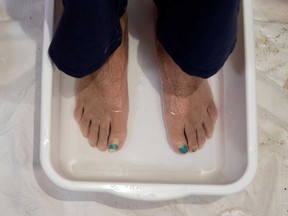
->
[[74, 14, 129, 152], [156, 41, 218, 154]]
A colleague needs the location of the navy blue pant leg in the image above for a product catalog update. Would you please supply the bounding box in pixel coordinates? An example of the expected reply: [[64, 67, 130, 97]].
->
[[154, 0, 240, 78], [49, 0, 239, 79], [49, 0, 127, 78]]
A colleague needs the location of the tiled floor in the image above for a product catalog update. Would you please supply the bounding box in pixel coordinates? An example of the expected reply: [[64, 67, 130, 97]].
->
[[0, 0, 287, 215], [253, 1, 288, 214]]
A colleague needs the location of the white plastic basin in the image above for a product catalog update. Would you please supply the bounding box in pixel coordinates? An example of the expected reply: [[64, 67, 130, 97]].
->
[[40, 0, 257, 201]]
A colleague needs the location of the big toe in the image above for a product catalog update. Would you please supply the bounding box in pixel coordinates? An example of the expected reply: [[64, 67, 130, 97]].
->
[[167, 126, 188, 155], [108, 117, 127, 153]]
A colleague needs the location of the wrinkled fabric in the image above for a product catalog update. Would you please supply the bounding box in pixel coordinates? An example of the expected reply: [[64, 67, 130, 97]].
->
[[49, 0, 127, 78], [1, 0, 288, 215], [154, 0, 240, 78], [49, 0, 239, 78]]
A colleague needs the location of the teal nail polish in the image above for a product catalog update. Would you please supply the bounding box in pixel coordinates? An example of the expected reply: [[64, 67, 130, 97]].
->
[[178, 146, 188, 154], [108, 144, 119, 152]]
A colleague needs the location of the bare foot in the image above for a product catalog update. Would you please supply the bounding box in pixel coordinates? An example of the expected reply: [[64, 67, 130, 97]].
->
[[74, 14, 129, 152], [156, 41, 218, 154]]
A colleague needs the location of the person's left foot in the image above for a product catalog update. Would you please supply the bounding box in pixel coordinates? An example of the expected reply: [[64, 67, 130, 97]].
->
[[155, 41, 218, 154]]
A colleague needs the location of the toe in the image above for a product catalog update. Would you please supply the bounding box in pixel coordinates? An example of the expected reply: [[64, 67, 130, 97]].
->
[[108, 119, 127, 153], [207, 103, 218, 124], [74, 105, 84, 123], [97, 121, 110, 151], [80, 115, 91, 138], [203, 117, 214, 139], [167, 125, 188, 154], [88, 121, 99, 148], [196, 127, 206, 149], [185, 125, 198, 152]]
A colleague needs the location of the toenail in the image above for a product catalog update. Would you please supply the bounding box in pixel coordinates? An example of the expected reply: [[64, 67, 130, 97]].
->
[[178, 146, 188, 154], [108, 144, 119, 153]]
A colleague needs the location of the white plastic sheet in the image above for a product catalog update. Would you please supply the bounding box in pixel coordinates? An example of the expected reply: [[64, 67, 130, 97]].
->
[[0, 0, 288, 215]]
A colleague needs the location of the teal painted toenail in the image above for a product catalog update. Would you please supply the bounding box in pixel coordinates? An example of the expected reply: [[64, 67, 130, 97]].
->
[[178, 146, 188, 154], [108, 144, 119, 152]]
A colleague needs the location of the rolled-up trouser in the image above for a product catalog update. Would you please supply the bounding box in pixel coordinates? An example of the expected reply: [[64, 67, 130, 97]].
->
[[49, 0, 240, 79]]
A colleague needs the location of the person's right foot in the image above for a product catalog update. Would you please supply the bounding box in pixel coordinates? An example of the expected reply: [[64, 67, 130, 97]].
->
[[74, 14, 129, 152]]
